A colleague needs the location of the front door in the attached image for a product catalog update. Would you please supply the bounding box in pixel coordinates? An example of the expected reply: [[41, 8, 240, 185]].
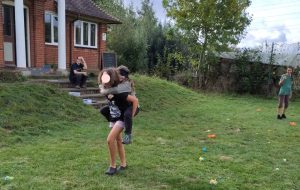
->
[[3, 5, 16, 66]]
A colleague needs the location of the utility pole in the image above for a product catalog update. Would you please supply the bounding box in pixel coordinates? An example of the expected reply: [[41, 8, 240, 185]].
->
[[268, 42, 275, 96]]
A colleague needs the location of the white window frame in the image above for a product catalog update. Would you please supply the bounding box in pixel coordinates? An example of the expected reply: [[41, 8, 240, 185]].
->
[[74, 20, 98, 49], [45, 11, 58, 46]]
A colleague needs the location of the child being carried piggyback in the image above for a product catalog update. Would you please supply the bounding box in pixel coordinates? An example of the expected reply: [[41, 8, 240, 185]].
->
[[99, 65, 139, 144]]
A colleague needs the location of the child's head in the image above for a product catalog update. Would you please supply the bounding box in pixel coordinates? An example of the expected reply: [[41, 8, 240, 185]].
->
[[287, 67, 293, 75], [76, 57, 82, 64], [117, 65, 130, 81], [98, 68, 120, 88]]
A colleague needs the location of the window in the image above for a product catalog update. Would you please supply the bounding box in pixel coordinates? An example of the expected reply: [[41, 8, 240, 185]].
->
[[74, 20, 97, 48], [45, 12, 58, 44], [3, 6, 12, 36]]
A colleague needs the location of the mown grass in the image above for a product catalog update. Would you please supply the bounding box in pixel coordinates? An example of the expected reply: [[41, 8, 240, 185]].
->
[[0, 75, 299, 190]]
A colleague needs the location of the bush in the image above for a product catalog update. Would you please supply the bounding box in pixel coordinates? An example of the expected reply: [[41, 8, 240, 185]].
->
[[0, 70, 26, 82], [172, 71, 195, 88]]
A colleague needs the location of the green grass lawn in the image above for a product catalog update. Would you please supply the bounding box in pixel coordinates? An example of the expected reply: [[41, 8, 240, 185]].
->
[[0, 75, 300, 190]]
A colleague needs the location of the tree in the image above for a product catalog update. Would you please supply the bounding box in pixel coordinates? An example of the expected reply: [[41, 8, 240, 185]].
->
[[94, 0, 148, 72], [163, 0, 252, 87], [139, 0, 161, 73]]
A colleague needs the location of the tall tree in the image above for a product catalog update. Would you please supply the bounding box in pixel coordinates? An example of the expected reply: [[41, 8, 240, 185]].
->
[[163, 0, 252, 87], [139, 0, 160, 73], [94, 0, 148, 72]]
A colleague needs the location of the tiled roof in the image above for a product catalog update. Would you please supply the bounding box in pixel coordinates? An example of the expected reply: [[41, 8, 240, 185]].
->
[[66, 0, 121, 24]]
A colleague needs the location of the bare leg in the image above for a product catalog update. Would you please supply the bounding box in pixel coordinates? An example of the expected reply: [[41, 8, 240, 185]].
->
[[116, 132, 126, 167], [107, 124, 123, 168]]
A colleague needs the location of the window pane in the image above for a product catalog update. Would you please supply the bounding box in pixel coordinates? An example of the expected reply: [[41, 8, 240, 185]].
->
[[53, 16, 58, 43], [90, 24, 96, 47], [4, 6, 11, 36], [83, 22, 89, 45], [75, 21, 81, 45], [44, 13, 51, 43]]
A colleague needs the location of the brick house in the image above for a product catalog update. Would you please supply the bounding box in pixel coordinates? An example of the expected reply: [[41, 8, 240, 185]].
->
[[0, 0, 120, 73]]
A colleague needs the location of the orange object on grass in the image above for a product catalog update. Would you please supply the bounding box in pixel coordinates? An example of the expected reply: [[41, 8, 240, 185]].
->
[[208, 134, 216, 138], [289, 122, 296, 126]]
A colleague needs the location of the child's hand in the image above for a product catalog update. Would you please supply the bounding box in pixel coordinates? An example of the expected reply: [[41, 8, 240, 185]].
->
[[108, 94, 114, 99]]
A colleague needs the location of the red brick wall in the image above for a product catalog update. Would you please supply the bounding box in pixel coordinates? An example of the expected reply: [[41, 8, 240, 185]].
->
[[32, 0, 45, 68], [0, 0, 4, 67], [45, 45, 58, 65], [44, 0, 56, 12], [0, 0, 108, 71], [99, 24, 107, 70], [44, 0, 57, 67], [68, 20, 107, 72]]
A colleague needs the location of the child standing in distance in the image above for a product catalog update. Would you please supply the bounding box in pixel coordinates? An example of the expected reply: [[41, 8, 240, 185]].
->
[[277, 67, 293, 119], [98, 65, 139, 144], [99, 68, 139, 175]]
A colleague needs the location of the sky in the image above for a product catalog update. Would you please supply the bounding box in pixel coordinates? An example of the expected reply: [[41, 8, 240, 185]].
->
[[123, 0, 300, 49]]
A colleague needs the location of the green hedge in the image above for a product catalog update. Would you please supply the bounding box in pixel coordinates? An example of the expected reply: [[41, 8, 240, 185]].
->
[[0, 70, 26, 82]]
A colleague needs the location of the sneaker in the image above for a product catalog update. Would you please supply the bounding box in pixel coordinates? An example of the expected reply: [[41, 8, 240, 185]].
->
[[282, 114, 286, 119], [75, 85, 80, 89], [117, 165, 128, 172], [277, 115, 282, 120], [105, 167, 117, 175], [81, 84, 87, 88], [122, 134, 132, 144]]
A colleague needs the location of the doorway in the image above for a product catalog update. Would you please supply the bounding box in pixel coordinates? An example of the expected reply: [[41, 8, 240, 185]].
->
[[2, 4, 29, 67]]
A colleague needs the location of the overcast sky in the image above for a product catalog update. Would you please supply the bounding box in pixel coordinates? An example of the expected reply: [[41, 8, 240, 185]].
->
[[123, 0, 300, 48]]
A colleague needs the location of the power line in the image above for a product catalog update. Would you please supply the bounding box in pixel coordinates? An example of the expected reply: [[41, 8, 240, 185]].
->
[[247, 26, 300, 31], [249, 0, 300, 8], [249, 2, 300, 11], [252, 12, 300, 20]]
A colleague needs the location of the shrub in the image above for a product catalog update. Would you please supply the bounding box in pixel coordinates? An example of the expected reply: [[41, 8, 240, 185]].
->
[[0, 70, 26, 82], [172, 71, 195, 88]]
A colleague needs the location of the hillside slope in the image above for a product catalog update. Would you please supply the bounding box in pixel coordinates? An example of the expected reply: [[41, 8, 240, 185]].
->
[[0, 75, 299, 190], [0, 83, 99, 145]]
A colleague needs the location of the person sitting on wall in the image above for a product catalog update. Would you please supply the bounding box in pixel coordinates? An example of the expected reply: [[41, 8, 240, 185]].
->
[[69, 56, 88, 88]]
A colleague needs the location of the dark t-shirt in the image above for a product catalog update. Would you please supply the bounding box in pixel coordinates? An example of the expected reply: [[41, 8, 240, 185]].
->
[[69, 63, 84, 79], [107, 92, 130, 122]]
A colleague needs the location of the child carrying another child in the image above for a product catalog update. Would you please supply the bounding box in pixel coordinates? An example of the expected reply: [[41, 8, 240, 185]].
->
[[99, 65, 139, 144], [98, 68, 139, 175]]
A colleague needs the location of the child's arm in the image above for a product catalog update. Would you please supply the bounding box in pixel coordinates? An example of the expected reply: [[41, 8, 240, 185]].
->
[[126, 95, 138, 118], [100, 81, 132, 95], [279, 74, 286, 86]]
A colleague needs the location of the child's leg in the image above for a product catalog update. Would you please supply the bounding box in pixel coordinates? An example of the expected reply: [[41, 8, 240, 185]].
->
[[124, 106, 133, 135], [106, 122, 123, 168], [283, 95, 289, 114], [277, 96, 284, 116], [115, 121, 126, 167], [100, 105, 110, 122]]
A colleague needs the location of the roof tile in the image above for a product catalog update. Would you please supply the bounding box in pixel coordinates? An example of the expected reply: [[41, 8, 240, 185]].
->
[[66, 0, 121, 24]]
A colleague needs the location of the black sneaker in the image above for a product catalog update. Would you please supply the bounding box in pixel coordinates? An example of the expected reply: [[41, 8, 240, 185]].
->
[[117, 165, 128, 172], [122, 134, 132, 144], [282, 114, 286, 119], [105, 167, 117, 175], [277, 115, 282, 120]]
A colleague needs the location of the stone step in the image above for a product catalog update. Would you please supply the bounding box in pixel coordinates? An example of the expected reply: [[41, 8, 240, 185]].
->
[[61, 87, 100, 95], [28, 78, 107, 109], [79, 93, 106, 102], [80, 93, 104, 99], [84, 100, 108, 109], [43, 79, 96, 88]]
